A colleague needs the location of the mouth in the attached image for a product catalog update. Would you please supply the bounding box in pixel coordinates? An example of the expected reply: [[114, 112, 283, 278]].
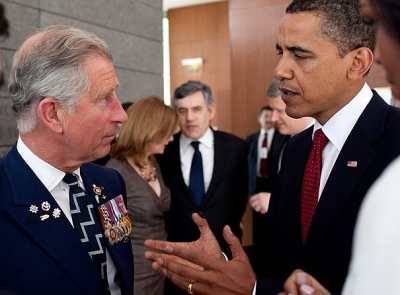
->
[[105, 134, 116, 140], [279, 86, 299, 102]]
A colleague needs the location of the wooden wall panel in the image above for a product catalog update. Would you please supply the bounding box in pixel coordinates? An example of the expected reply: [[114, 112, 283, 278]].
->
[[230, 0, 291, 139], [228, 0, 291, 246], [168, 2, 231, 132]]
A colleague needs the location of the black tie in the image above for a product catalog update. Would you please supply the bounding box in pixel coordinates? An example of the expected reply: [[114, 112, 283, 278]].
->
[[63, 173, 108, 289], [189, 141, 205, 206]]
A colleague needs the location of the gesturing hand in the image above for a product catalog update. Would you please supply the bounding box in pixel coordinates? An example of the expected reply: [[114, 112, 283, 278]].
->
[[144, 213, 256, 295]]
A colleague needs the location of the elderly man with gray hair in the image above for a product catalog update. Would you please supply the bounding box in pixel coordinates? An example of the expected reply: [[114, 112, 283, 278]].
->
[[0, 25, 134, 294]]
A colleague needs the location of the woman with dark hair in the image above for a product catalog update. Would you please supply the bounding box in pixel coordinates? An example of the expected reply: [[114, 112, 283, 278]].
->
[[106, 95, 178, 295], [279, 0, 400, 294], [362, 0, 400, 99]]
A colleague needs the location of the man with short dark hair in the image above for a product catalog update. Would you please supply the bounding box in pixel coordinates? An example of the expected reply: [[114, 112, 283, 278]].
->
[[144, 1, 400, 294]]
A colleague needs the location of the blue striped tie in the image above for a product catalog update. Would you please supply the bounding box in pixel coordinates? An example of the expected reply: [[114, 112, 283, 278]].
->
[[63, 173, 109, 291]]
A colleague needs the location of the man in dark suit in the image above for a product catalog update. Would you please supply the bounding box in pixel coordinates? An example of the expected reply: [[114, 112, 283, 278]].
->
[[157, 80, 248, 294], [247, 106, 275, 195], [247, 102, 288, 244], [143, 1, 400, 295], [249, 82, 315, 222], [0, 25, 134, 294]]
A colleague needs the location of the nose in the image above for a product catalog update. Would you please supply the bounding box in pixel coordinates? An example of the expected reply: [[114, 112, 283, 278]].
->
[[271, 110, 279, 123], [274, 55, 293, 81], [168, 135, 174, 142], [113, 96, 128, 124], [187, 109, 195, 121]]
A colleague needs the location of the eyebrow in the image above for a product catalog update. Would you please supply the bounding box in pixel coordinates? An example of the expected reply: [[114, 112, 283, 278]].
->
[[276, 43, 313, 54]]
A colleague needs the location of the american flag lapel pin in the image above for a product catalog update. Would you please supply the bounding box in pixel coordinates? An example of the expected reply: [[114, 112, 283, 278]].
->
[[347, 161, 358, 167]]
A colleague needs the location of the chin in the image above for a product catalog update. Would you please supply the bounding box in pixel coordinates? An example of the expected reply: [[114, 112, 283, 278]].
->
[[279, 129, 290, 135], [391, 87, 400, 100]]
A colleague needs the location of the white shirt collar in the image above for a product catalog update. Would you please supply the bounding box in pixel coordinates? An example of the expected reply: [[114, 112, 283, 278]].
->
[[17, 136, 82, 191], [314, 83, 373, 151], [261, 127, 274, 136], [180, 127, 214, 150]]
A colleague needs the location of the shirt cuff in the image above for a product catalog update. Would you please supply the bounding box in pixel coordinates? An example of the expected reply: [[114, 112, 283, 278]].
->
[[222, 252, 228, 261]]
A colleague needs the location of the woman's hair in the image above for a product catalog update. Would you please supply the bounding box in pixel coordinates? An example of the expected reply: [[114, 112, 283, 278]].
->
[[370, 0, 400, 42], [110, 95, 178, 166]]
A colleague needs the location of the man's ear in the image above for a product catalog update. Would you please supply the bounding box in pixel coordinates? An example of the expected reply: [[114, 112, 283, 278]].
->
[[347, 47, 374, 79], [37, 97, 66, 133], [209, 103, 216, 121]]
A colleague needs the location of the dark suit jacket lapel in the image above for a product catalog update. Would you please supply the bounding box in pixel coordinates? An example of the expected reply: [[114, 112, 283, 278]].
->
[[248, 132, 259, 168], [247, 132, 260, 195], [3, 146, 102, 294], [305, 94, 386, 254], [203, 130, 228, 206], [171, 133, 197, 205], [276, 129, 312, 264]]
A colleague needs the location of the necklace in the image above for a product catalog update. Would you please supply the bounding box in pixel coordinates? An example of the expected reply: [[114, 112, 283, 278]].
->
[[139, 163, 157, 182]]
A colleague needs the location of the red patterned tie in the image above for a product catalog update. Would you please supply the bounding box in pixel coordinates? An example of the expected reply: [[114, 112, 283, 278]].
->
[[301, 129, 329, 244], [259, 133, 268, 177]]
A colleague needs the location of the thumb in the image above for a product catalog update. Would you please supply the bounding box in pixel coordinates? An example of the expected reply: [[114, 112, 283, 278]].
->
[[223, 225, 245, 260], [192, 213, 217, 240], [191, 213, 208, 230]]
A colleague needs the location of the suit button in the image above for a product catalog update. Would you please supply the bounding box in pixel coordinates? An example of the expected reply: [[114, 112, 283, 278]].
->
[[198, 211, 204, 216]]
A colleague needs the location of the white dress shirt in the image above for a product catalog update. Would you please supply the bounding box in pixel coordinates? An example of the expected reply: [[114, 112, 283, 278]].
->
[[17, 137, 121, 295], [315, 83, 372, 199], [180, 127, 214, 192]]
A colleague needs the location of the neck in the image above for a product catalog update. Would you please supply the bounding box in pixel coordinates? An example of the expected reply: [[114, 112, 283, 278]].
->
[[20, 132, 82, 172]]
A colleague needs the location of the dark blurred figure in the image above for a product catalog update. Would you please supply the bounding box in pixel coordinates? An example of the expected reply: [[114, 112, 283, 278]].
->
[[247, 81, 290, 244], [0, 3, 9, 37], [0, 2, 9, 87]]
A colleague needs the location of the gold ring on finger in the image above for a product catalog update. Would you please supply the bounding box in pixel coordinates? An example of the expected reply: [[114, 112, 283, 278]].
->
[[187, 280, 195, 295]]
